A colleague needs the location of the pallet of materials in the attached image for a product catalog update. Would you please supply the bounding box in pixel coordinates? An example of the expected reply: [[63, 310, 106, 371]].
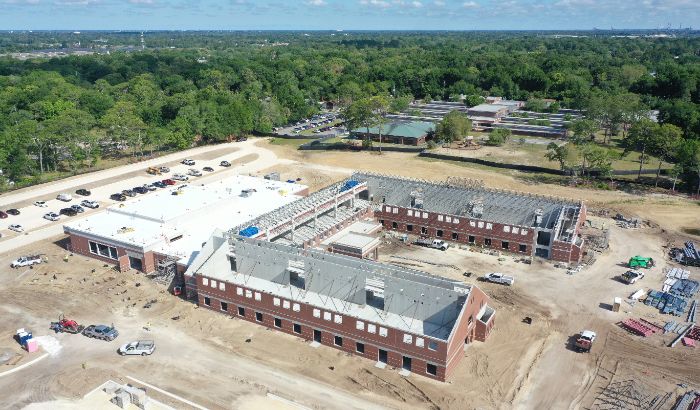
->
[[669, 279, 699, 298], [671, 241, 700, 267], [645, 291, 688, 316], [666, 267, 690, 280]]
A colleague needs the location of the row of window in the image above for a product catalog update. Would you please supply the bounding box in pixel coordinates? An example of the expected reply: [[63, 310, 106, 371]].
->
[[201, 296, 439, 377], [388, 223, 528, 252], [88, 241, 118, 260], [202, 277, 226, 291], [385, 206, 530, 237]]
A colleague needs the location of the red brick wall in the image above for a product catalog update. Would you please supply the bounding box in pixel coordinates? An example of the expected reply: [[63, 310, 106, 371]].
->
[[69, 233, 128, 268], [197, 275, 453, 381], [375, 206, 534, 256]]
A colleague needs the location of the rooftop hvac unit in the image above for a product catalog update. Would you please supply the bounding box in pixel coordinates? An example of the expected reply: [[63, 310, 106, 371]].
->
[[469, 200, 484, 218], [410, 188, 424, 209], [535, 208, 543, 225]]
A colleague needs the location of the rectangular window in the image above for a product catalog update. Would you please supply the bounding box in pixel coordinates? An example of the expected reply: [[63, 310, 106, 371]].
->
[[406, 224, 413, 232], [453, 218, 459, 224], [407, 210, 413, 217], [427, 363, 437, 376], [421, 227, 428, 235], [323, 312, 332, 321], [519, 244, 527, 252], [203, 278, 209, 287], [422, 212, 428, 219], [428, 341, 438, 351], [478, 221, 484, 228], [220, 301, 228, 311], [219, 282, 225, 291], [356, 342, 365, 354], [313, 309, 321, 318], [90, 241, 118, 260], [236, 287, 243, 296], [273, 297, 281, 306], [238, 306, 245, 316], [521, 229, 528, 235], [203, 297, 210, 306], [469, 221, 476, 227], [468, 235, 475, 244], [334, 315, 343, 324], [293, 323, 302, 334], [416, 337, 424, 347], [486, 223, 493, 230], [503, 226, 510, 233], [403, 334, 413, 344], [438, 215, 443, 222], [392, 222, 398, 229], [356, 320, 364, 330], [367, 324, 376, 334], [484, 238, 492, 246], [292, 303, 300, 312], [274, 318, 282, 328], [283, 300, 290, 309], [512, 227, 519, 235], [379, 327, 388, 337], [393, 208, 398, 214], [436, 229, 443, 237], [254, 292, 261, 301], [89, 241, 98, 254], [211, 280, 217, 288], [452, 232, 459, 240], [334, 336, 343, 346], [446, 216, 452, 223], [245, 290, 252, 298], [502, 241, 509, 250], [255, 312, 263, 322]]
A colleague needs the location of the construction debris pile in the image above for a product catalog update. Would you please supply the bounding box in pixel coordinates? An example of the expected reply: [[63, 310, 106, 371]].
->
[[671, 242, 700, 267], [672, 390, 700, 410], [614, 213, 641, 229]]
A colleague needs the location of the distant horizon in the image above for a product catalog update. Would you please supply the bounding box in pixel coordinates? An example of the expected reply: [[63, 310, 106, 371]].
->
[[1, 0, 698, 32], [1, 28, 696, 33]]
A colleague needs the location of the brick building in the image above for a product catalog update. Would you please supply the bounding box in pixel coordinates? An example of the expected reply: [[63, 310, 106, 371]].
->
[[188, 234, 495, 381], [353, 173, 586, 263]]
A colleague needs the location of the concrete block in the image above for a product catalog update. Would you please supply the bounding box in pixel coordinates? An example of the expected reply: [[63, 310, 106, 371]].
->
[[112, 391, 131, 409]]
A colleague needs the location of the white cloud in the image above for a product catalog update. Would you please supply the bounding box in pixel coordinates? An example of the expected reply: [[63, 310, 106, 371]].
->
[[433, 0, 445, 6], [359, 0, 391, 8], [305, 0, 326, 5], [462, 1, 479, 8]]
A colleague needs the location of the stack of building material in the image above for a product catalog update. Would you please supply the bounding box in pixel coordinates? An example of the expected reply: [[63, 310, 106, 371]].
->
[[686, 326, 700, 342], [670, 279, 700, 298], [620, 318, 658, 337], [663, 278, 678, 292], [688, 300, 698, 324], [664, 321, 677, 334], [645, 291, 688, 316], [672, 391, 698, 410], [674, 241, 700, 267], [667, 267, 691, 280]]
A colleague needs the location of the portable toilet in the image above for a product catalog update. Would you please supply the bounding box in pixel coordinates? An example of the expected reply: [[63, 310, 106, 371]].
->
[[16, 329, 32, 346], [25, 338, 39, 353], [613, 297, 622, 312]]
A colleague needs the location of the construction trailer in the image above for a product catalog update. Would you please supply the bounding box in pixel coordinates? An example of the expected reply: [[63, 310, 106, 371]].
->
[[187, 232, 495, 382]]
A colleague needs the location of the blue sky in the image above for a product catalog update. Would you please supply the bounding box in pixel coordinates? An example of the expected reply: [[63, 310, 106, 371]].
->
[[1, 0, 698, 30]]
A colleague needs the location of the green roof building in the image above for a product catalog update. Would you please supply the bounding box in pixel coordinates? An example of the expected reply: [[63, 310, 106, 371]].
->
[[351, 120, 435, 146]]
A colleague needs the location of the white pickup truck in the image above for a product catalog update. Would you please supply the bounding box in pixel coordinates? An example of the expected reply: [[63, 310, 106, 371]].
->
[[11, 255, 44, 268], [483, 272, 515, 286], [414, 237, 449, 251], [118, 340, 156, 356]]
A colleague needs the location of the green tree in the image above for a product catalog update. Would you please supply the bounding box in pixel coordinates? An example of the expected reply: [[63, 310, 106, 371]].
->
[[651, 123, 683, 186], [544, 142, 571, 171], [625, 119, 661, 180], [435, 111, 472, 143], [485, 128, 512, 146]]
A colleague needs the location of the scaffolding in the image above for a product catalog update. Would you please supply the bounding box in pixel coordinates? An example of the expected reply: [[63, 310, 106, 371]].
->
[[150, 255, 179, 285]]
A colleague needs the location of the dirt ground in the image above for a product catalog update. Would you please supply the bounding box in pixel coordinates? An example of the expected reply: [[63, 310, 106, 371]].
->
[[1, 138, 699, 409]]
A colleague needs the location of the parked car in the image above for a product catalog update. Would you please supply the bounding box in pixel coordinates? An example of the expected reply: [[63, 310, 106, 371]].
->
[[133, 186, 148, 194], [34, 201, 48, 208], [8, 224, 23, 232], [482, 272, 515, 286], [82, 324, 119, 341], [172, 173, 189, 181], [122, 189, 136, 197], [56, 193, 73, 202], [145, 183, 157, 191], [7, 209, 20, 215], [118, 340, 156, 356], [220, 160, 231, 167], [187, 169, 202, 177], [60, 208, 78, 216], [161, 179, 177, 186], [203, 166, 214, 172], [181, 159, 195, 165], [0, 211, 7, 219], [235, 136, 248, 142], [110, 193, 127, 202], [159, 166, 170, 173], [70, 204, 85, 213], [621, 270, 645, 284], [81, 200, 99, 209], [75, 188, 91, 196], [43, 212, 60, 221], [153, 181, 166, 189], [11, 255, 43, 268]]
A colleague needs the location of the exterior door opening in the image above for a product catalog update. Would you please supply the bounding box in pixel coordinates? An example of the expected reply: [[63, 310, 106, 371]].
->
[[402, 356, 412, 371], [313, 329, 322, 343], [128, 256, 143, 271], [378, 349, 388, 364]]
